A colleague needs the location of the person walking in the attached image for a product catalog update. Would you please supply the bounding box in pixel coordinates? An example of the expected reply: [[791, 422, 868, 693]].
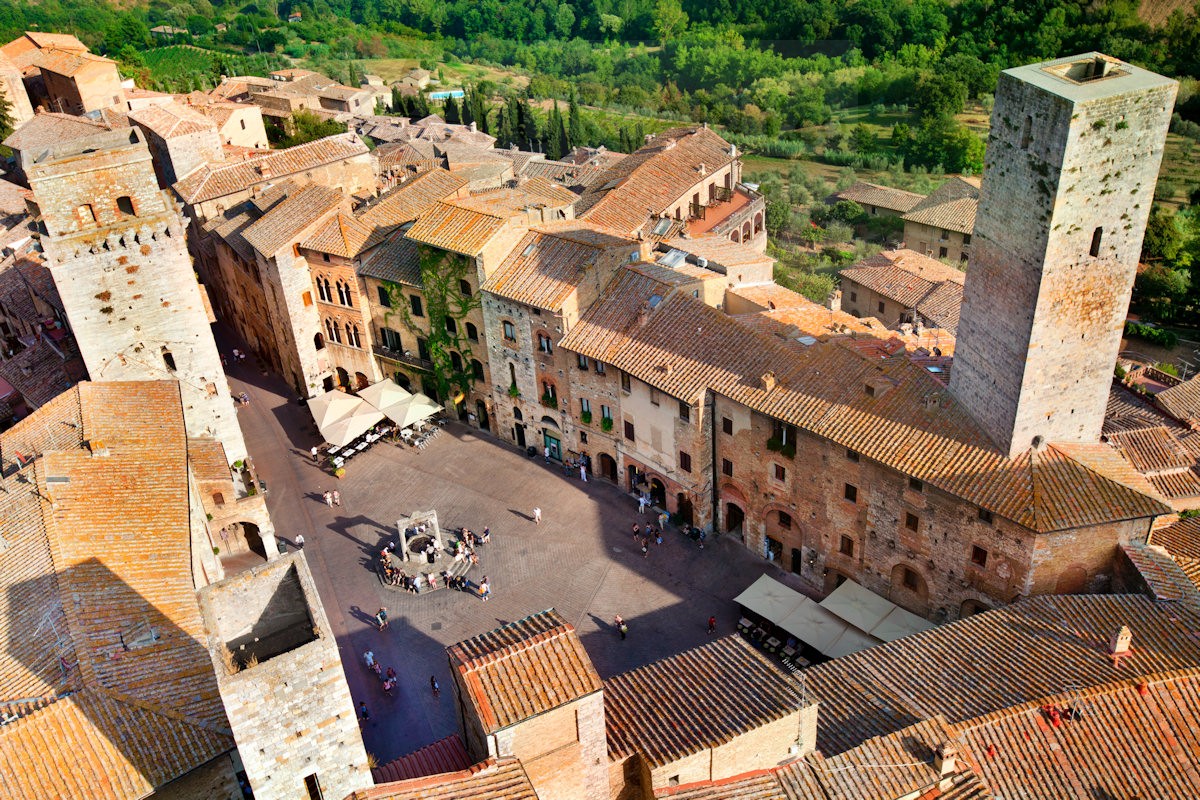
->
[[375, 607, 389, 631], [479, 577, 491, 601], [430, 675, 441, 697], [544, 445, 551, 464], [658, 511, 669, 531], [332, 489, 341, 507], [580, 463, 587, 482], [707, 616, 717, 635], [482, 526, 491, 544], [614, 614, 628, 640], [310, 445, 319, 462], [632, 523, 641, 541], [295, 534, 305, 549], [533, 507, 542, 525], [359, 701, 370, 721], [638, 494, 648, 514], [323, 490, 334, 507]]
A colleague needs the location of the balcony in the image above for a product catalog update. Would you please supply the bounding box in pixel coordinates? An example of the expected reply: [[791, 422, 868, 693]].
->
[[687, 183, 764, 238], [373, 343, 434, 372]]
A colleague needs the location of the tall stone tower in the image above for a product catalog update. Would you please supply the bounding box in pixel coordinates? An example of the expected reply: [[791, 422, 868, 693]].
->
[[951, 53, 1176, 458], [27, 128, 247, 463]]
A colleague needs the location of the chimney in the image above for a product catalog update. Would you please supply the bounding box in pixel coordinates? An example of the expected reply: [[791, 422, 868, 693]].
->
[[934, 742, 958, 779], [761, 371, 776, 392], [698, 163, 707, 176], [729, 143, 738, 158], [637, 303, 651, 326], [87, 440, 110, 457], [470, 121, 477, 132], [1109, 625, 1133, 655]]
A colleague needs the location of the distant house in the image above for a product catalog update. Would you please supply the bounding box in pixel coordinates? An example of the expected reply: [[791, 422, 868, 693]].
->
[[901, 176, 979, 262], [831, 180, 926, 217], [149, 25, 188, 38], [838, 248, 965, 333], [288, 10, 303, 22]]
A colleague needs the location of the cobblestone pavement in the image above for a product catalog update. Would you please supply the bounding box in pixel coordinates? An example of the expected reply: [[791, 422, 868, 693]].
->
[[222, 354, 800, 766]]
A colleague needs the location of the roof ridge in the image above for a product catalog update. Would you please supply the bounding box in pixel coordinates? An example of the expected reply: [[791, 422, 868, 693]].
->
[[456, 624, 573, 671], [86, 683, 233, 737]]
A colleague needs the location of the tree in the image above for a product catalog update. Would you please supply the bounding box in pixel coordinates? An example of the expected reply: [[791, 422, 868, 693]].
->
[[598, 13, 623, 40], [567, 90, 581, 148], [444, 95, 461, 124], [554, 3, 575, 38], [849, 123, 878, 153], [106, 16, 151, 52], [912, 71, 968, 119], [653, 0, 688, 45], [0, 90, 13, 146], [547, 101, 569, 160], [765, 199, 790, 236], [1143, 207, 1184, 264]]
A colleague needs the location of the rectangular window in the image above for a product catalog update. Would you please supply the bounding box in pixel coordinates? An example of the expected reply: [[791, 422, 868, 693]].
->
[[580, 398, 592, 414], [302, 291, 312, 307], [909, 477, 923, 492], [877, 301, 886, 313], [722, 458, 733, 477], [595, 361, 606, 375], [377, 285, 392, 308], [624, 420, 635, 441], [963, 233, 972, 246], [578, 354, 589, 370], [601, 404, 612, 421], [978, 508, 994, 524], [621, 372, 631, 393], [773, 463, 786, 481], [971, 545, 989, 567], [679, 451, 692, 472], [850, 291, 857, 302], [409, 295, 423, 317], [649, 387, 659, 406], [417, 337, 430, 361], [322, 252, 330, 262], [905, 512, 919, 532], [778, 512, 792, 529], [304, 774, 324, 800], [722, 417, 733, 435], [844, 483, 857, 503], [847, 449, 860, 462], [381, 327, 402, 351], [902, 567, 919, 590], [678, 401, 690, 421], [503, 321, 516, 341], [938, 246, 948, 258], [840, 536, 854, 556]]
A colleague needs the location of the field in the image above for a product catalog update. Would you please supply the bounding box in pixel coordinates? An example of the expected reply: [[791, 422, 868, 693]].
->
[[138, 46, 287, 92]]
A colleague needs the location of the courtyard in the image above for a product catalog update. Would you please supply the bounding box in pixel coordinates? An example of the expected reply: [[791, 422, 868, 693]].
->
[[227, 358, 799, 765]]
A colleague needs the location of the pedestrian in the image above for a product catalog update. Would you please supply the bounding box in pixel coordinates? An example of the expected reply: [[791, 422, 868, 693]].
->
[[658, 511, 669, 531], [482, 526, 491, 544], [707, 616, 717, 635], [359, 701, 370, 721], [641, 538, 649, 558], [386, 666, 397, 681], [580, 463, 588, 482], [655, 527, 663, 546], [332, 489, 341, 507], [632, 523, 641, 541], [533, 507, 542, 525], [430, 675, 440, 697], [323, 491, 333, 507], [544, 445, 551, 464], [375, 607, 389, 631], [296, 534, 305, 549], [638, 494, 648, 514], [479, 577, 491, 601], [310, 445, 319, 461], [382, 678, 395, 695], [614, 614, 628, 640], [364, 650, 376, 669]]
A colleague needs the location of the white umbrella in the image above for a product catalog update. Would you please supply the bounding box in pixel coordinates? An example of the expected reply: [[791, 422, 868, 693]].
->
[[357, 379, 413, 418], [386, 393, 443, 428], [321, 403, 385, 447], [308, 389, 363, 430]]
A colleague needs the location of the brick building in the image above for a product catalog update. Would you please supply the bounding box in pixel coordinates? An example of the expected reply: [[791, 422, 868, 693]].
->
[[3, 111, 114, 186], [27, 127, 249, 463], [830, 180, 926, 217], [19, 47, 123, 115]]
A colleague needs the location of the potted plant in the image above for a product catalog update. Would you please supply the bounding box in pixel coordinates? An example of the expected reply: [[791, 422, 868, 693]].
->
[[334, 467, 346, 479], [541, 392, 558, 409], [212, 546, 220, 555], [507, 383, 520, 398], [766, 436, 782, 452], [600, 417, 614, 432], [580, 410, 593, 425]]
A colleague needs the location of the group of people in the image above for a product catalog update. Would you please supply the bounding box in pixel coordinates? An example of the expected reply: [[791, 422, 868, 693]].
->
[[363, 650, 399, 697], [374, 525, 491, 596], [322, 489, 342, 507], [631, 523, 664, 558]]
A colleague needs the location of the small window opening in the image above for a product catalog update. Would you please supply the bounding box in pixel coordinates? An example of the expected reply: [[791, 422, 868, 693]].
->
[[1090, 227, 1103, 257]]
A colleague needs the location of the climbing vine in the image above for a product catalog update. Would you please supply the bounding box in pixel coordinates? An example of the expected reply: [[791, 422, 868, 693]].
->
[[381, 246, 482, 404]]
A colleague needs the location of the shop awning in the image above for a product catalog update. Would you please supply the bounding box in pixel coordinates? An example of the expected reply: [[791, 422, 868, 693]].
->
[[818, 579, 935, 642]]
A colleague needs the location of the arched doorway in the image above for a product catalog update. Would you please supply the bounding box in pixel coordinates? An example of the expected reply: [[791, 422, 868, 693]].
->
[[475, 400, 490, 431], [217, 521, 268, 575], [725, 503, 744, 536], [355, 372, 369, 390], [514, 423, 526, 448], [336, 367, 350, 388], [889, 563, 931, 616], [627, 465, 639, 492], [393, 371, 412, 391], [599, 453, 618, 482], [1055, 565, 1089, 594], [649, 478, 666, 508], [676, 492, 693, 525]]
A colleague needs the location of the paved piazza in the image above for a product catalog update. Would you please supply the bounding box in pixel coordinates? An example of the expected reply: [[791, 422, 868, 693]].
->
[[227, 358, 794, 765]]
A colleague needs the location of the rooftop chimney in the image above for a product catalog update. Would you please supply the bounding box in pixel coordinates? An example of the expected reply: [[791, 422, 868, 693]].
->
[[934, 742, 958, 779], [761, 371, 776, 392], [86, 440, 110, 457], [1109, 625, 1133, 656], [698, 163, 707, 176]]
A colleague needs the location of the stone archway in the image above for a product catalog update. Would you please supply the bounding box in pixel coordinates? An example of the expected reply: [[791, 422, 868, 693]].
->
[[217, 521, 268, 576], [649, 477, 666, 508], [598, 453, 618, 482]]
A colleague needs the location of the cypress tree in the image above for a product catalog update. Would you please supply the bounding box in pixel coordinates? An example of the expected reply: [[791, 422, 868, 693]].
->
[[444, 95, 461, 125], [568, 90, 582, 148]]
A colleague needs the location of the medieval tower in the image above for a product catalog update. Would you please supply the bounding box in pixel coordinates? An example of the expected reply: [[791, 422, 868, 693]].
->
[[951, 53, 1176, 458], [27, 127, 247, 463]]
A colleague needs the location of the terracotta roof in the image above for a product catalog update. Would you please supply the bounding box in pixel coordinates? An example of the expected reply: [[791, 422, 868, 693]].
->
[[839, 249, 966, 330], [957, 671, 1200, 800], [1148, 468, 1200, 500], [915, 279, 964, 331], [902, 177, 979, 234], [209, 207, 258, 262], [27, 47, 117, 78], [300, 212, 383, 258], [579, 127, 736, 234], [733, 304, 887, 346], [128, 100, 215, 139], [663, 235, 774, 270], [482, 222, 634, 311], [242, 183, 344, 255], [1, 32, 87, 57], [520, 159, 607, 191], [1150, 515, 1200, 559], [561, 269, 1166, 532], [833, 180, 927, 213], [814, 716, 962, 800], [3, 112, 109, 152], [725, 283, 817, 312], [187, 437, 229, 484], [0, 382, 234, 800], [803, 594, 1200, 756], [0, 338, 75, 407], [374, 141, 441, 173], [373, 735, 472, 784], [605, 636, 808, 767], [194, 101, 253, 130], [1155, 374, 1200, 427], [1105, 381, 1171, 434], [358, 233, 421, 286], [406, 179, 575, 256], [358, 169, 468, 230], [1120, 542, 1200, 604], [1106, 426, 1195, 473], [447, 609, 602, 733], [173, 133, 368, 203], [348, 757, 538, 800]]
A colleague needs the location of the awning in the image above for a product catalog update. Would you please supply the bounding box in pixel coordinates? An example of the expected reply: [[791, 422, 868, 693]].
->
[[732, 575, 808, 622], [358, 378, 413, 419], [819, 579, 935, 642], [309, 389, 362, 430]]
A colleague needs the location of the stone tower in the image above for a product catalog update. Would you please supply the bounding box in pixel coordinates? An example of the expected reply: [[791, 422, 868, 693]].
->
[[27, 127, 247, 463], [951, 54, 1176, 458]]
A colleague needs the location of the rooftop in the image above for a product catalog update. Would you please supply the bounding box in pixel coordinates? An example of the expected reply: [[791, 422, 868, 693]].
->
[[833, 180, 927, 213], [3, 111, 111, 153], [447, 609, 602, 734], [902, 177, 980, 235], [1155, 373, 1200, 427], [405, 179, 576, 256], [128, 100, 216, 139], [839, 249, 966, 331], [242, 183, 344, 256], [605, 635, 808, 767], [357, 169, 469, 231], [348, 757, 538, 800], [1011, 52, 1177, 102]]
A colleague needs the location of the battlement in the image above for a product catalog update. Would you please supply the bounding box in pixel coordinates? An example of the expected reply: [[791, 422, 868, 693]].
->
[[42, 207, 188, 261]]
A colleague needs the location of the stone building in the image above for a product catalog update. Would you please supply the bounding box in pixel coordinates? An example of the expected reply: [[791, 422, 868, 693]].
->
[[195, 101, 270, 149], [21, 47, 123, 115], [951, 53, 1177, 458], [26, 127, 248, 463], [3, 111, 114, 187], [838, 248, 965, 333], [0, 50, 33, 128], [830, 180, 926, 217], [900, 176, 979, 262], [128, 99, 223, 187], [198, 554, 372, 800]]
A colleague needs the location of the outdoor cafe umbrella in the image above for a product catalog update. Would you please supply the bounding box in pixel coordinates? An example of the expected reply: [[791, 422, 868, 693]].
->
[[357, 378, 413, 418], [308, 389, 364, 431], [384, 392, 443, 428], [319, 401, 385, 447]]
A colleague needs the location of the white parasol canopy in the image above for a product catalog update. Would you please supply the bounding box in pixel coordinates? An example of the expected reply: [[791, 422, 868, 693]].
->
[[381, 392, 442, 428], [309, 389, 364, 430], [357, 378, 412, 417], [309, 389, 385, 447]]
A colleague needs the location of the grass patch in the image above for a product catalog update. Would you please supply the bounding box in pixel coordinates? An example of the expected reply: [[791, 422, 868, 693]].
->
[[134, 46, 287, 93]]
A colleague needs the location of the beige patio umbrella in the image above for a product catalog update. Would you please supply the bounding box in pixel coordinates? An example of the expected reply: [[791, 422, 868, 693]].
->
[[384, 392, 443, 428], [357, 378, 413, 418], [320, 401, 385, 447], [309, 389, 364, 431]]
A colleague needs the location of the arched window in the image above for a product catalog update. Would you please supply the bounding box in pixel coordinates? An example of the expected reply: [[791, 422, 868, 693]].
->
[[471, 359, 484, 380], [742, 221, 752, 240], [116, 196, 136, 216], [345, 322, 361, 348], [753, 212, 763, 234], [445, 317, 457, 335], [731, 229, 740, 243], [314, 332, 325, 350], [336, 280, 352, 306], [514, 406, 523, 421], [542, 381, 557, 402], [327, 318, 342, 343], [317, 276, 332, 302], [450, 351, 463, 371], [466, 322, 478, 342], [459, 279, 473, 296], [162, 347, 176, 372]]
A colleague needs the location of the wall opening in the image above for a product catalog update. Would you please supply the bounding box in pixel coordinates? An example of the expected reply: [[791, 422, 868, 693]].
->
[[116, 196, 136, 216], [1020, 115, 1032, 148], [1090, 227, 1103, 257], [162, 348, 176, 372]]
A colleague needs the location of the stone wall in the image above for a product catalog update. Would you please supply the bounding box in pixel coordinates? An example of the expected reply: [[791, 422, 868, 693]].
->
[[951, 56, 1177, 457], [902, 221, 969, 263]]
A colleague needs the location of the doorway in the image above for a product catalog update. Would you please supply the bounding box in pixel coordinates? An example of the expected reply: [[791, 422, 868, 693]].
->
[[514, 423, 526, 448], [676, 493, 694, 525], [599, 453, 617, 482], [543, 432, 562, 461], [649, 478, 666, 508], [725, 502, 744, 536], [475, 400, 489, 431]]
